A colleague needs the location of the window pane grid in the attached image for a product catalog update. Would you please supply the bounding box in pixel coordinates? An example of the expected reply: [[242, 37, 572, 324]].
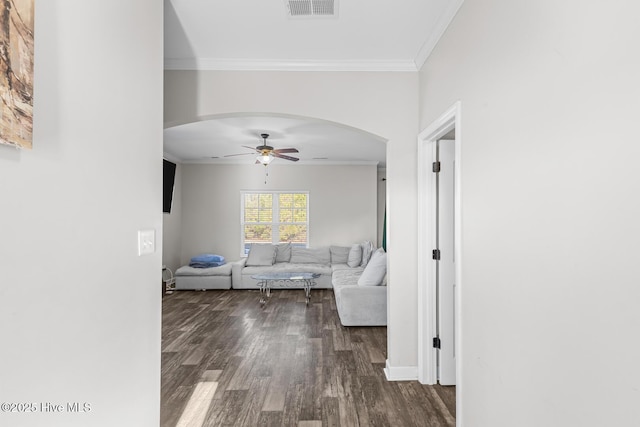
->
[[242, 192, 308, 255], [244, 194, 273, 223], [244, 225, 272, 242], [278, 225, 307, 243]]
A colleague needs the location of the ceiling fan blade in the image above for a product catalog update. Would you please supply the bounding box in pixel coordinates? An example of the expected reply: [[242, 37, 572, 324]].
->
[[242, 145, 259, 151], [273, 148, 299, 154], [224, 152, 255, 157], [274, 153, 299, 162]]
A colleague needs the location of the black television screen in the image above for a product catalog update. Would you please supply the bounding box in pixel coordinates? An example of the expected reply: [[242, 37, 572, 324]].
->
[[163, 159, 177, 213]]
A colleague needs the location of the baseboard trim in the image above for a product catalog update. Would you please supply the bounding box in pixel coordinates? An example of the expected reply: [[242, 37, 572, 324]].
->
[[383, 360, 418, 381]]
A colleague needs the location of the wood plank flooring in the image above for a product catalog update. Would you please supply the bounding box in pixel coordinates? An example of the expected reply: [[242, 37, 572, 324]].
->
[[161, 289, 455, 427]]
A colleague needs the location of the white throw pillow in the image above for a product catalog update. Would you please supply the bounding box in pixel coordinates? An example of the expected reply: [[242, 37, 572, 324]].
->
[[360, 240, 375, 268], [275, 242, 292, 263], [330, 246, 350, 264], [357, 248, 387, 286], [347, 244, 362, 268], [246, 243, 276, 266]]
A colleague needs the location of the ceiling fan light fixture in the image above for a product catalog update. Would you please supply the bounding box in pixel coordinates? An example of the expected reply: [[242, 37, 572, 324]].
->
[[258, 153, 274, 165], [225, 133, 299, 165]]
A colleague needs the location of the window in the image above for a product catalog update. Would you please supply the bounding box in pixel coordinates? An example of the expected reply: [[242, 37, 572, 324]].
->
[[241, 191, 309, 256]]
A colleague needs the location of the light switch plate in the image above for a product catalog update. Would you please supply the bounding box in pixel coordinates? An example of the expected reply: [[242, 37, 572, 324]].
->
[[138, 229, 155, 256]]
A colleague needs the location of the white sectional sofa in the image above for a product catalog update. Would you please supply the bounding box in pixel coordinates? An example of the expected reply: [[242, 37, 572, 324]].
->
[[232, 245, 333, 289], [231, 242, 387, 326]]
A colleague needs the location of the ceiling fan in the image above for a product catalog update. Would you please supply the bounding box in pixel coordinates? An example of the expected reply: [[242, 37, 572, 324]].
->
[[224, 133, 299, 165]]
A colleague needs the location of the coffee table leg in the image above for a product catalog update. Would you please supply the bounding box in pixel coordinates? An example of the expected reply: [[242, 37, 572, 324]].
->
[[304, 279, 311, 305], [259, 280, 268, 305]]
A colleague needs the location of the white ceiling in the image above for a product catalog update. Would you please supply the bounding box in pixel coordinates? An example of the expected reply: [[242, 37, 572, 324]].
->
[[163, 114, 387, 167], [163, 0, 463, 166], [165, 0, 462, 71]]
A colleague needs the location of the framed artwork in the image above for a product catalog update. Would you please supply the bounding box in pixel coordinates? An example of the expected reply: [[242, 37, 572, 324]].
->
[[0, 0, 34, 149]]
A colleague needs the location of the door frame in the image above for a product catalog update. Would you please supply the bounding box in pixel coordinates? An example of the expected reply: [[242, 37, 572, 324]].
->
[[417, 101, 462, 399]]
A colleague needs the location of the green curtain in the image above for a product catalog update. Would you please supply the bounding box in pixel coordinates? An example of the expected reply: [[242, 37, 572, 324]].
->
[[382, 206, 387, 251]]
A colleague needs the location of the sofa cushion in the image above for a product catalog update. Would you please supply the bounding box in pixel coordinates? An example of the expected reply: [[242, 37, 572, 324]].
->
[[331, 263, 363, 272], [332, 268, 364, 288], [347, 244, 362, 268], [275, 242, 292, 263], [290, 246, 330, 264], [330, 246, 350, 264], [360, 240, 375, 268], [176, 263, 232, 276], [357, 248, 387, 286], [246, 243, 276, 266]]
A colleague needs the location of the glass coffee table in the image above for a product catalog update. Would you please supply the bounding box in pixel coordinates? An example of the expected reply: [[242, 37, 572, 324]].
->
[[251, 272, 321, 306]]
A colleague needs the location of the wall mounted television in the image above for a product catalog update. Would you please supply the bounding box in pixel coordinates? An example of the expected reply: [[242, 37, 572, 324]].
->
[[163, 159, 177, 213]]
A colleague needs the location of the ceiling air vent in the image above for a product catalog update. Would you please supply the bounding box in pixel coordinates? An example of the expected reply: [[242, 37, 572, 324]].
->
[[285, 0, 338, 18]]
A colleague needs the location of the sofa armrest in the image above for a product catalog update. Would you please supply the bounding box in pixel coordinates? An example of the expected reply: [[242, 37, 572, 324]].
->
[[231, 258, 247, 288]]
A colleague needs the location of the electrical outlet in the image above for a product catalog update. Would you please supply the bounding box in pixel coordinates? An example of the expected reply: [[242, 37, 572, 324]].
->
[[138, 229, 155, 256]]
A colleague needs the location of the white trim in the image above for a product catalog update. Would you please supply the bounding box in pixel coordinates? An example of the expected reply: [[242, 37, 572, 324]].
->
[[413, 0, 465, 70], [417, 131, 438, 385], [164, 58, 418, 72], [417, 101, 463, 425], [383, 360, 418, 381]]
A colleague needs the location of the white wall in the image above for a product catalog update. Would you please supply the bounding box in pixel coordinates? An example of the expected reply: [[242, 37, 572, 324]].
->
[[163, 162, 183, 273], [164, 70, 419, 370], [419, 1, 640, 425], [0, 2, 163, 427], [178, 163, 377, 263]]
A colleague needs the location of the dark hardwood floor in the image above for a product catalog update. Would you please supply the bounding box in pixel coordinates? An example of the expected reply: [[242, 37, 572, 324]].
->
[[161, 289, 455, 427]]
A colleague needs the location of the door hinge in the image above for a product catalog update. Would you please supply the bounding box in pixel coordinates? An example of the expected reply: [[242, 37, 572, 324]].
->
[[432, 161, 441, 173], [433, 337, 441, 349], [432, 249, 441, 260]]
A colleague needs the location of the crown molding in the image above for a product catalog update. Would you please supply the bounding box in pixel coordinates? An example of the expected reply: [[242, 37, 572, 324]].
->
[[413, 0, 465, 70], [164, 58, 418, 72], [164, 2, 463, 73]]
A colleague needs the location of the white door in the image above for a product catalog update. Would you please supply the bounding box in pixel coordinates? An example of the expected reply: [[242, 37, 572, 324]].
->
[[437, 139, 456, 385]]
